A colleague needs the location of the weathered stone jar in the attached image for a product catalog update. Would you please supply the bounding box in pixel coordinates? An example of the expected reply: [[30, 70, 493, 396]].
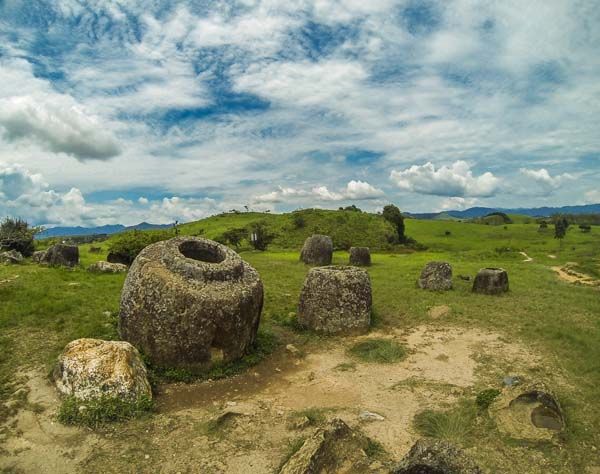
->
[[119, 237, 263, 369], [472, 268, 509, 294], [349, 247, 371, 266], [418, 261, 453, 291], [41, 244, 79, 267], [300, 234, 333, 266], [298, 265, 371, 334]]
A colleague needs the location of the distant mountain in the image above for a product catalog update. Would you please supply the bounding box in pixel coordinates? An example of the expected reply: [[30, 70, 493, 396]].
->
[[407, 204, 600, 220], [36, 222, 172, 239]]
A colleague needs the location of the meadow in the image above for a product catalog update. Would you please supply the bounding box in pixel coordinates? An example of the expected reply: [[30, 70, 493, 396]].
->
[[0, 212, 599, 473]]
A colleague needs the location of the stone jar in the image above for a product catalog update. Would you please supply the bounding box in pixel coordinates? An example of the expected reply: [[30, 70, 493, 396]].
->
[[119, 237, 263, 369], [300, 234, 333, 266], [418, 261, 453, 291], [472, 268, 509, 294], [298, 265, 371, 334], [349, 247, 371, 266]]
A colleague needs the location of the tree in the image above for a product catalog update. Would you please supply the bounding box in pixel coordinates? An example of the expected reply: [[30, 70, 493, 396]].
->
[[221, 227, 247, 248], [382, 204, 406, 243], [554, 219, 567, 247], [0, 217, 39, 257], [248, 221, 275, 251]]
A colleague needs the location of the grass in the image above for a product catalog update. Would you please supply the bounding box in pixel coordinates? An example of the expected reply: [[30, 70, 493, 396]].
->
[[348, 338, 407, 364], [1, 210, 600, 472], [413, 401, 478, 444], [288, 407, 329, 428], [57, 395, 153, 428], [476, 388, 502, 410]]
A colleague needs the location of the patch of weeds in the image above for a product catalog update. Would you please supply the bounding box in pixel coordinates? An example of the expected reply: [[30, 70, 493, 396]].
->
[[288, 407, 328, 428], [198, 412, 240, 437], [148, 329, 279, 384], [348, 338, 406, 364], [475, 388, 501, 410], [364, 438, 386, 458], [278, 436, 306, 470], [57, 394, 153, 428], [413, 401, 477, 444], [334, 362, 356, 372]]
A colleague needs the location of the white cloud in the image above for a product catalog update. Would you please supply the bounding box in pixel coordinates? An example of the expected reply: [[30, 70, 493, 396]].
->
[[437, 196, 478, 211], [583, 189, 600, 204], [519, 168, 574, 194], [253, 180, 384, 203], [390, 161, 500, 197]]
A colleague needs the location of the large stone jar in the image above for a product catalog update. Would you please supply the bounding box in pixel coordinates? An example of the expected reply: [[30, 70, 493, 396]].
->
[[300, 234, 333, 266], [298, 265, 371, 334], [119, 237, 263, 369], [472, 268, 509, 294]]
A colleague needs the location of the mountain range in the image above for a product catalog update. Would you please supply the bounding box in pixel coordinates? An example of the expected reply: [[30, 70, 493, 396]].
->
[[407, 203, 600, 220], [36, 222, 172, 239]]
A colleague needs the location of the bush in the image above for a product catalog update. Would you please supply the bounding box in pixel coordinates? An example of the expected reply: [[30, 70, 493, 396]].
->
[[220, 227, 247, 248], [108, 230, 172, 262], [475, 388, 501, 409], [382, 204, 405, 242], [0, 217, 38, 257], [291, 213, 306, 229]]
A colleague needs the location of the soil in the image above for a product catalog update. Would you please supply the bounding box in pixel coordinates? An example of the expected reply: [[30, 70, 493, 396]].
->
[[0, 325, 543, 474], [552, 263, 600, 286]]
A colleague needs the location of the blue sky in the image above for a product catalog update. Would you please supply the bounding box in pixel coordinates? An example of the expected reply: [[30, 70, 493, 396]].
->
[[0, 0, 599, 226]]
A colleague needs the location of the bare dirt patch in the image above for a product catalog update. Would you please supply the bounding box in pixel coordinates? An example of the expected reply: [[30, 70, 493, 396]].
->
[[552, 263, 600, 287]]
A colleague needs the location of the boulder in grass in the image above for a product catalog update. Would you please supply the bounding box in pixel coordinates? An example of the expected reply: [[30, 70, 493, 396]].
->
[[300, 234, 333, 266], [392, 439, 482, 474], [418, 261, 453, 291], [472, 268, 509, 295], [120, 237, 263, 370], [88, 261, 128, 273], [298, 265, 371, 335], [0, 249, 24, 264], [54, 338, 152, 402], [32, 250, 47, 263], [41, 244, 79, 267], [107, 251, 132, 266], [349, 247, 371, 266]]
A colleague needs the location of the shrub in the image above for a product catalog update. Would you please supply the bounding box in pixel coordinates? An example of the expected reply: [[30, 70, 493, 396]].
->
[[475, 388, 501, 409], [291, 213, 306, 229], [382, 204, 405, 242], [248, 221, 276, 251], [220, 227, 247, 248], [348, 339, 407, 364], [108, 230, 172, 262], [0, 217, 38, 257], [579, 224, 592, 233]]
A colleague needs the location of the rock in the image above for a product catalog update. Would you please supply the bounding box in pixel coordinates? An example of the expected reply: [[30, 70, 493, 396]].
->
[[392, 439, 482, 474], [358, 411, 385, 422], [298, 266, 371, 334], [349, 247, 371, 266], [458, 274, 471, 281], [286, 344, 300, 355], [418, 262, 453, 291], [53, 338, 151, 401], [472, 268, 509, 294], [503, 375, 521, 387], [490, 381, 565, 442], [119, 237, 263, 369], [0, 250, 23, 264], [88, 261, 128, 273], [32, 250, 46, 263], [279, 418, 374, 474], [41, 244, 79, 267], [107, 251, 133, 266], [428, 305, 451, 319], [300, 235, 333, 266]]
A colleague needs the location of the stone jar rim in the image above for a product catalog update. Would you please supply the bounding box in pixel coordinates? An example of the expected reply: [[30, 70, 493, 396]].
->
[[161, 237, 244, 282]]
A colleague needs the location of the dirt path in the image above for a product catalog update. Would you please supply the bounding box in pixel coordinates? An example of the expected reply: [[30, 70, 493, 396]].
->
[[552, 263, 600, 287], [519, 251, 533, 262], [1, 325, 543, 474]]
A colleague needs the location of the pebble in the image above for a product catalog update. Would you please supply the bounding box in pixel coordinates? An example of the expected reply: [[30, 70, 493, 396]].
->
[[286, 344, 300, 355], [359, 411, 385, 422]]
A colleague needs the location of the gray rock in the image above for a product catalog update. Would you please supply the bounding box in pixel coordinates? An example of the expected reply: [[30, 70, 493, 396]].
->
[[279, 418, 374, 474], [300, 235, 333, 266], [53, 338, 151, 401], [0, 250, 23, 264], [472, 268, 509, 294], [88, 261, 128, 273], [418, 261, 453, 291], [119, 237, 263, 370], [107, 251, 132, 266], [298, 266, 371, 335], [32, 250, 46, 263], [41, 244, 79, 267], [358, 411, 385, 422], [392, 439, 482, 474], [349, 247, 371, 266]]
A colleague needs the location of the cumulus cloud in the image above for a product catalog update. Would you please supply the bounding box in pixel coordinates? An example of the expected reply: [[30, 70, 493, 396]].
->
[[583, 189, 600, 204], [390, 161, 500, 197], [253, 180, 384, 204], [519, 168, 574, 194]]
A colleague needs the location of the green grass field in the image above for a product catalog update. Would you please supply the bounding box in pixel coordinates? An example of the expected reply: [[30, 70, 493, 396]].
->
[[1, 213, 599, 472]]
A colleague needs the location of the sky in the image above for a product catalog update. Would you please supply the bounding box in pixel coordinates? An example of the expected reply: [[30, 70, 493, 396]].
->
[[0, 0, 599, 227]]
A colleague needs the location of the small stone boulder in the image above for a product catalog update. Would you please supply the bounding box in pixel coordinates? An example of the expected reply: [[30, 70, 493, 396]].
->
[[41, 244, 79, 267], [54, 338, 151, 401], [349, 247, 371, 266], [279, 418, 380, 474], [392, 439, 482, 474], [120, 237, 263, 369], [418, 261, 453, 291], [300, 234, 333, 266], [298, 266, 371, 334], [0, 250, 24, 264], [107, 251, 132, 266], [472, 268, 509, 294], [88, 261, 128, 273], [32, 250, 46, 263]]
